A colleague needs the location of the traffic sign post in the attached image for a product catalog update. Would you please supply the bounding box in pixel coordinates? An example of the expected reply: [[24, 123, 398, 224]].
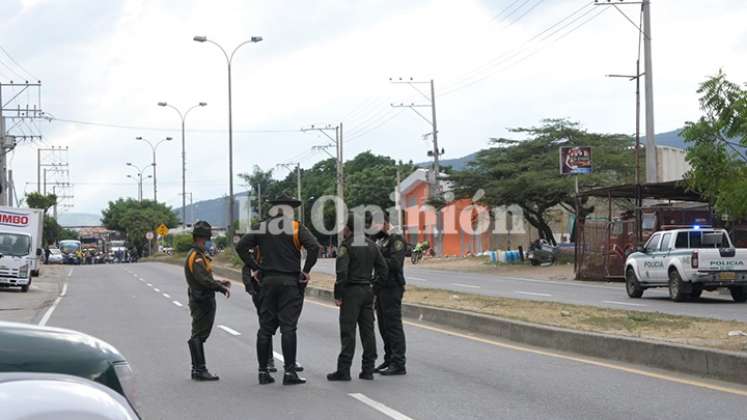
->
[[145, 231, 155, 257], [157, 224, 169, 237]]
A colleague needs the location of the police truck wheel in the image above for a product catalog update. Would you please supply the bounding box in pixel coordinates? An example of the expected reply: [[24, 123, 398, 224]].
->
[[21, 282, 30, 293], [690, 287, 703, 300], [730, 286, 747, 303], [625, 268, 644, 298], [668, 269, 689, 302]]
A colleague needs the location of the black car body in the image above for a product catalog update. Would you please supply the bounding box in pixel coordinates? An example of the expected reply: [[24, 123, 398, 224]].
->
[[0, 321, 136, 404]]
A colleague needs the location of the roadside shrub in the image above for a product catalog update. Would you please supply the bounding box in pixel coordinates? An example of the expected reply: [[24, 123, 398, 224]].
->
[[174, 233, 193, 253]]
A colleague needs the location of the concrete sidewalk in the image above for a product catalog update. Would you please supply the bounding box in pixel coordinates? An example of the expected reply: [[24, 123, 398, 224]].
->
[[0, 265, 67, 324]]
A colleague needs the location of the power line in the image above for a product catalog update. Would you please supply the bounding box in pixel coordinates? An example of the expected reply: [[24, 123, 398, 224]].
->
[[488, 0, 528, 23], [441, 1, 593, 94], [0, 45, 38, 81], [440, 1, 601, 96], [45, 116, 301, 134], [0, 56, 25, 81], [345, 110, 404, 143]]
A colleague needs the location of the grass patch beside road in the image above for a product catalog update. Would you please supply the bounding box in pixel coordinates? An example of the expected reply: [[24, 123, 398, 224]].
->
[[306, 272, 747, 353]]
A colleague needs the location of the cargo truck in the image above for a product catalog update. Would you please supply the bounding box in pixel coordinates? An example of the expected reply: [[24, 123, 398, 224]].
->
[[0, 207, 44, 292]]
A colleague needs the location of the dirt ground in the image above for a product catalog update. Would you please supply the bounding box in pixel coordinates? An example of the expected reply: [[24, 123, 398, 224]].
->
[[408, 256, 577, 282], [307, 272, 747, 353]]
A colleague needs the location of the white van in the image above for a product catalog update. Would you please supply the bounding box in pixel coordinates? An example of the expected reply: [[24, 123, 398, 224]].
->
[[0, 207, 44, 292]]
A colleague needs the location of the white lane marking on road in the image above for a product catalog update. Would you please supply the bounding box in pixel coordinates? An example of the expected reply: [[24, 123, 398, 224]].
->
[[67, 268, 74, 277], [349, 393, 415, 420], [602, 300, 647, 307], [218, 325, 242, 336], [154, 288, 161, 292], [408, 276, 429, 282], [273, 351, 285, 362], [452, 283, 480, 289], [172, 300, 183, 307], [38, 283, 68, 327], [162, 293, 171, 298], [515, 291, 552, 297], [146, 283, 152, 287]]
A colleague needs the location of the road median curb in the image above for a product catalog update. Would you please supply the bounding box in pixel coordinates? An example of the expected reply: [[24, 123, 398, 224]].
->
[[176, 261, 747, 386]]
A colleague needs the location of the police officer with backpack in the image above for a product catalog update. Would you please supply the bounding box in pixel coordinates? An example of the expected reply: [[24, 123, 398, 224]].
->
[[236, 194, 320, 385]]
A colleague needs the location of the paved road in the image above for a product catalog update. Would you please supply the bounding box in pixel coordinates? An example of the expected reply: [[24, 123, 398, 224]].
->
[[313, 259, 747, 322], [37, 262, 747, 419]]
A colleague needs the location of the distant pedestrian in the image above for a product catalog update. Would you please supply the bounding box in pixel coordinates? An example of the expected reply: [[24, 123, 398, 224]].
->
[[372, 214, 408, 376], [236, 193, 320, 385], [184, 221, 231, 381], [327, 214, 387, 381]]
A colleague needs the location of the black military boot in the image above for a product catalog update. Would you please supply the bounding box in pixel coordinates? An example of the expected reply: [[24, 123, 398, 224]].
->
[[258, 369, 275, 385], [283, 369, 307, 385], [359, 371, 374, 380], [267, 356, 277, 373], [327, 370, 351, 381], [188, 338, 219, 381], [379, 364, 406, 376], [374, 361, 389, 374]]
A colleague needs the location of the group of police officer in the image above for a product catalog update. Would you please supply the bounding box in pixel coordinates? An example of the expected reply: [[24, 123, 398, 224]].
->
[[183, 194, 407, 385]]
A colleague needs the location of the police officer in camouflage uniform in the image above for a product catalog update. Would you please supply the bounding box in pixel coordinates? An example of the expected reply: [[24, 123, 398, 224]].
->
[[185, 221, 231, 381], [236, 194, 320, 385], [327, 214, 388, 381], [372, 214, 408, 375]]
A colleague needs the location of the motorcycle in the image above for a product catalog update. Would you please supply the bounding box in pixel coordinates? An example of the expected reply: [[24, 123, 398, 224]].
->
[[527, 240, 560, 266], [411, 249, 424, 264]]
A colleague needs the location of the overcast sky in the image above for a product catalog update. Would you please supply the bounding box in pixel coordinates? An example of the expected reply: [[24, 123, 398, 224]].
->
[[1, 0, 746, 215]]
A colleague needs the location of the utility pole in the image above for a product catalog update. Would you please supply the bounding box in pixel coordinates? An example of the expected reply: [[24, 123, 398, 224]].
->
[[595, 0, 656, 182], [390, 78, 443, 198], [303, 123, 344, 243], [2, 81, 43, 206], [607, 59, 644, 244], [277, 162, 304, 223]]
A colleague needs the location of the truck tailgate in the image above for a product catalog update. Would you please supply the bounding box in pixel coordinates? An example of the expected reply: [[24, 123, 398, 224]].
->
[[699, 249, 747, 272]]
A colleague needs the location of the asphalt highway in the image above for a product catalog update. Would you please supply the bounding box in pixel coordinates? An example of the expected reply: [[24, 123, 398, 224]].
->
[[313, 259, 747, 322], [45, 262, 747, 420]]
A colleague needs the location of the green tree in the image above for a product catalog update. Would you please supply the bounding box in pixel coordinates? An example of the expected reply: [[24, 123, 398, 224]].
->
[[173, 233, 193, 253], [239, 153, 414, 241], [25, 192, 68, 245], [25, 192, 58, 212], [682, 71, 747, 220], [101, 198, 179, 254], [449, 119, 637, 244]]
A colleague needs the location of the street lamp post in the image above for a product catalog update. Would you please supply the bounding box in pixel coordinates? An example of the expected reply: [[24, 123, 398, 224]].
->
[[157, 102, 207, 228], [126, 162, 154, 202], [193, 34, 263, 234], [135, 136, 173, 202]]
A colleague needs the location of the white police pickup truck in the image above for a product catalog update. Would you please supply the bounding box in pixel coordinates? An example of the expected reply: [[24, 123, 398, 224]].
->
[[624, 228, 747, 302]]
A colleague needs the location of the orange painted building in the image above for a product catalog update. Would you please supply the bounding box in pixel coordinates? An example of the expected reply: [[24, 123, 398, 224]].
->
[[398, 169, 493, 257]]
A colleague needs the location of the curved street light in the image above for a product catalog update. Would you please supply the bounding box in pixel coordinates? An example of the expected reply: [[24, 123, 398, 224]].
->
[[135, 136, 172, 202], [157, 102, 207, 227], [193, 34, 263, 233], [126, 163, 154, 202]]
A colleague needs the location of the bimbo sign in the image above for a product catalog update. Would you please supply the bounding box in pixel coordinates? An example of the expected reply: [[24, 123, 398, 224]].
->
[[0, 211, 30, 227]]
